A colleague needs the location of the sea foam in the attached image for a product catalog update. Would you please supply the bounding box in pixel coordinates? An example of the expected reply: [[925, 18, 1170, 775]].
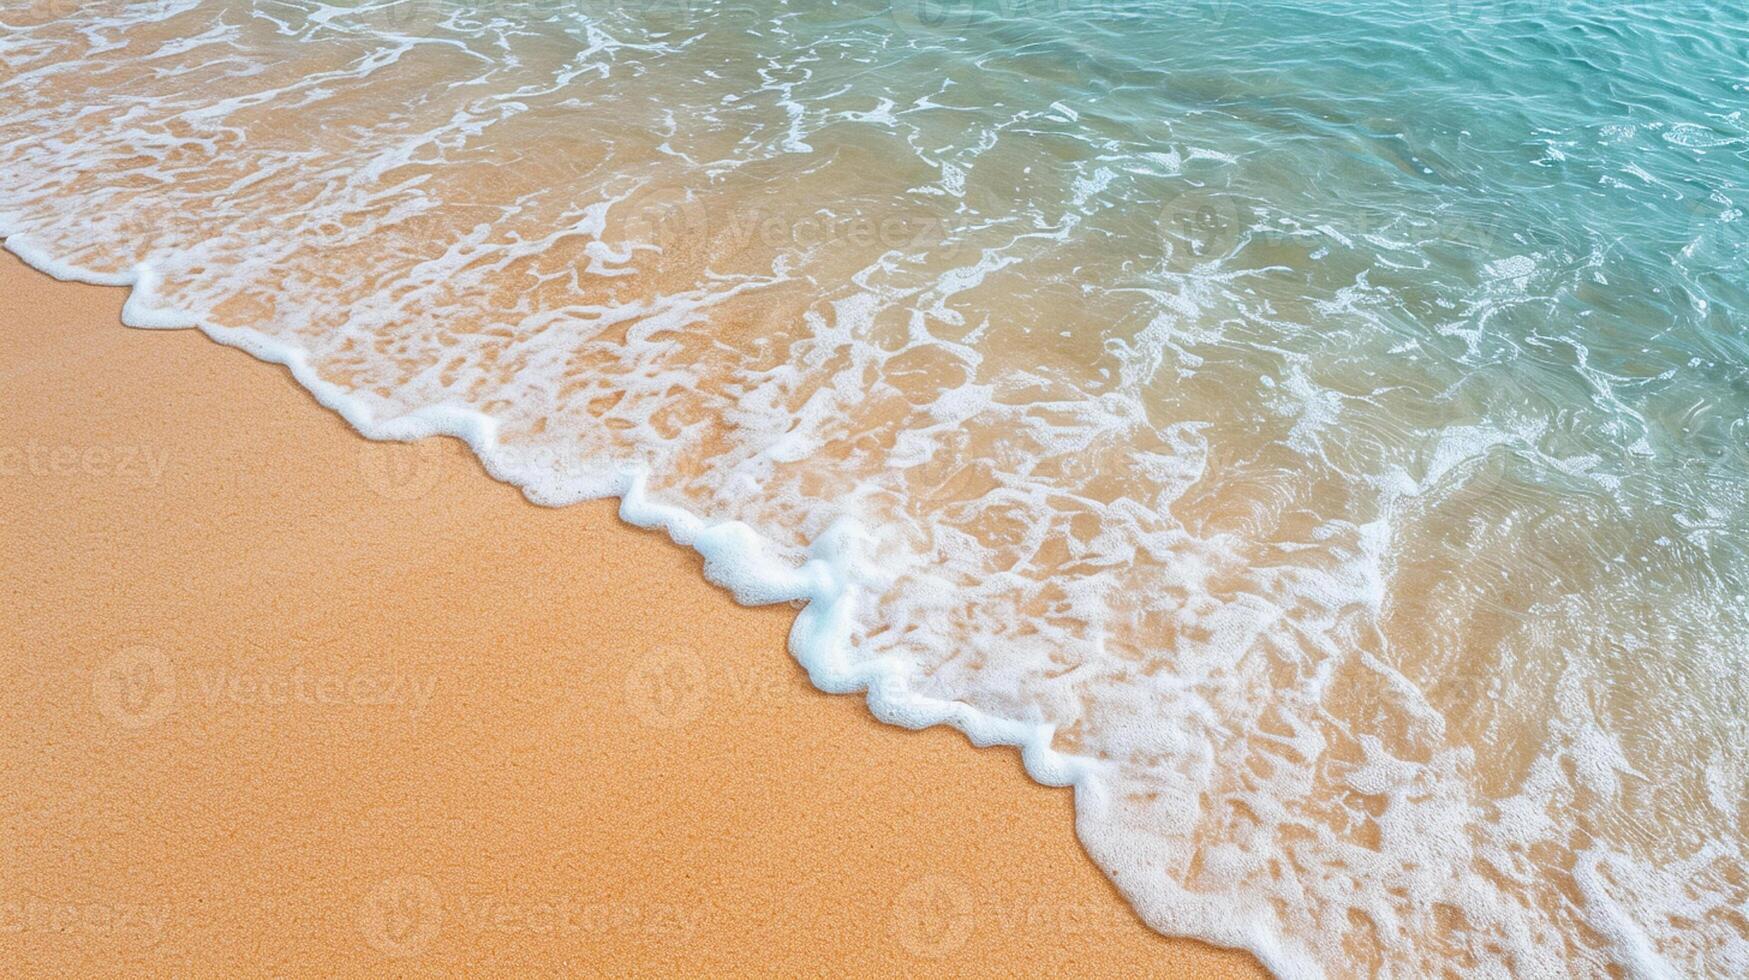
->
[[3, 1, 1747, 976]]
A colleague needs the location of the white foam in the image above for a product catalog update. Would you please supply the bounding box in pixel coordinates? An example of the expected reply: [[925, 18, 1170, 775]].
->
[[4, 225, 1100, 816], [5, 5, 1747, 977]]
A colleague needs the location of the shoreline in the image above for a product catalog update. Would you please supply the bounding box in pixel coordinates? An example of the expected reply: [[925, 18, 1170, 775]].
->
[[0, 248, 1264, 974]]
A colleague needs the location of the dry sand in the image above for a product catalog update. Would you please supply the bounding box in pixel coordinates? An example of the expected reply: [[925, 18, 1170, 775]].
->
[[0, 248, 1264, 976]]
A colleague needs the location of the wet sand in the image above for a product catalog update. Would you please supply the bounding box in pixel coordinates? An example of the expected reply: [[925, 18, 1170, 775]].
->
[[0, 248, 1264, 976]]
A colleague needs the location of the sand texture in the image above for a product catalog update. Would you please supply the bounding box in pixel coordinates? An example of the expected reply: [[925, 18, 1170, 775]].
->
[[0, 250, 1264, 976]]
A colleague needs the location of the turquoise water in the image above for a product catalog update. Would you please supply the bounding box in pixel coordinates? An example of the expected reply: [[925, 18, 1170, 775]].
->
[[1, 1, 1745, 974]]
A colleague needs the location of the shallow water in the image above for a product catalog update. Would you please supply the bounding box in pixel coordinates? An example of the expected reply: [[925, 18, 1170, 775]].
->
[[2, 1, 1746, 975]]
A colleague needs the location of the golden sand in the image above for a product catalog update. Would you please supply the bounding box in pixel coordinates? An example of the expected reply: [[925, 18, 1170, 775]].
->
[[0, 250, 1263, 976]]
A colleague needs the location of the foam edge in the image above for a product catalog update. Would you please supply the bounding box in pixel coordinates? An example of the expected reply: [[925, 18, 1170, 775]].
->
[[3, 233, 1104, 803], [4, 230, 1308, 979]]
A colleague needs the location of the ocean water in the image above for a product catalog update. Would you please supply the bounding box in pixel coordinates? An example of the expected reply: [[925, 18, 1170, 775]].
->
[[2, 0, 1746, 974]]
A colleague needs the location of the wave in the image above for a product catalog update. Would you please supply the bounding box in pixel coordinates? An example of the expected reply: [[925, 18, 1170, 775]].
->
[[3, 1, 1746, 976]]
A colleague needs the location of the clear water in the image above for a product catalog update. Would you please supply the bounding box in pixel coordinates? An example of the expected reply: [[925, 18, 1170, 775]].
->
[[2, 1, 1746, 975]]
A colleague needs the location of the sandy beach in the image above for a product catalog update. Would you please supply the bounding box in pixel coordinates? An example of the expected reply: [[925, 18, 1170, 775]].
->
[[0, 248, 1264, 975]]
